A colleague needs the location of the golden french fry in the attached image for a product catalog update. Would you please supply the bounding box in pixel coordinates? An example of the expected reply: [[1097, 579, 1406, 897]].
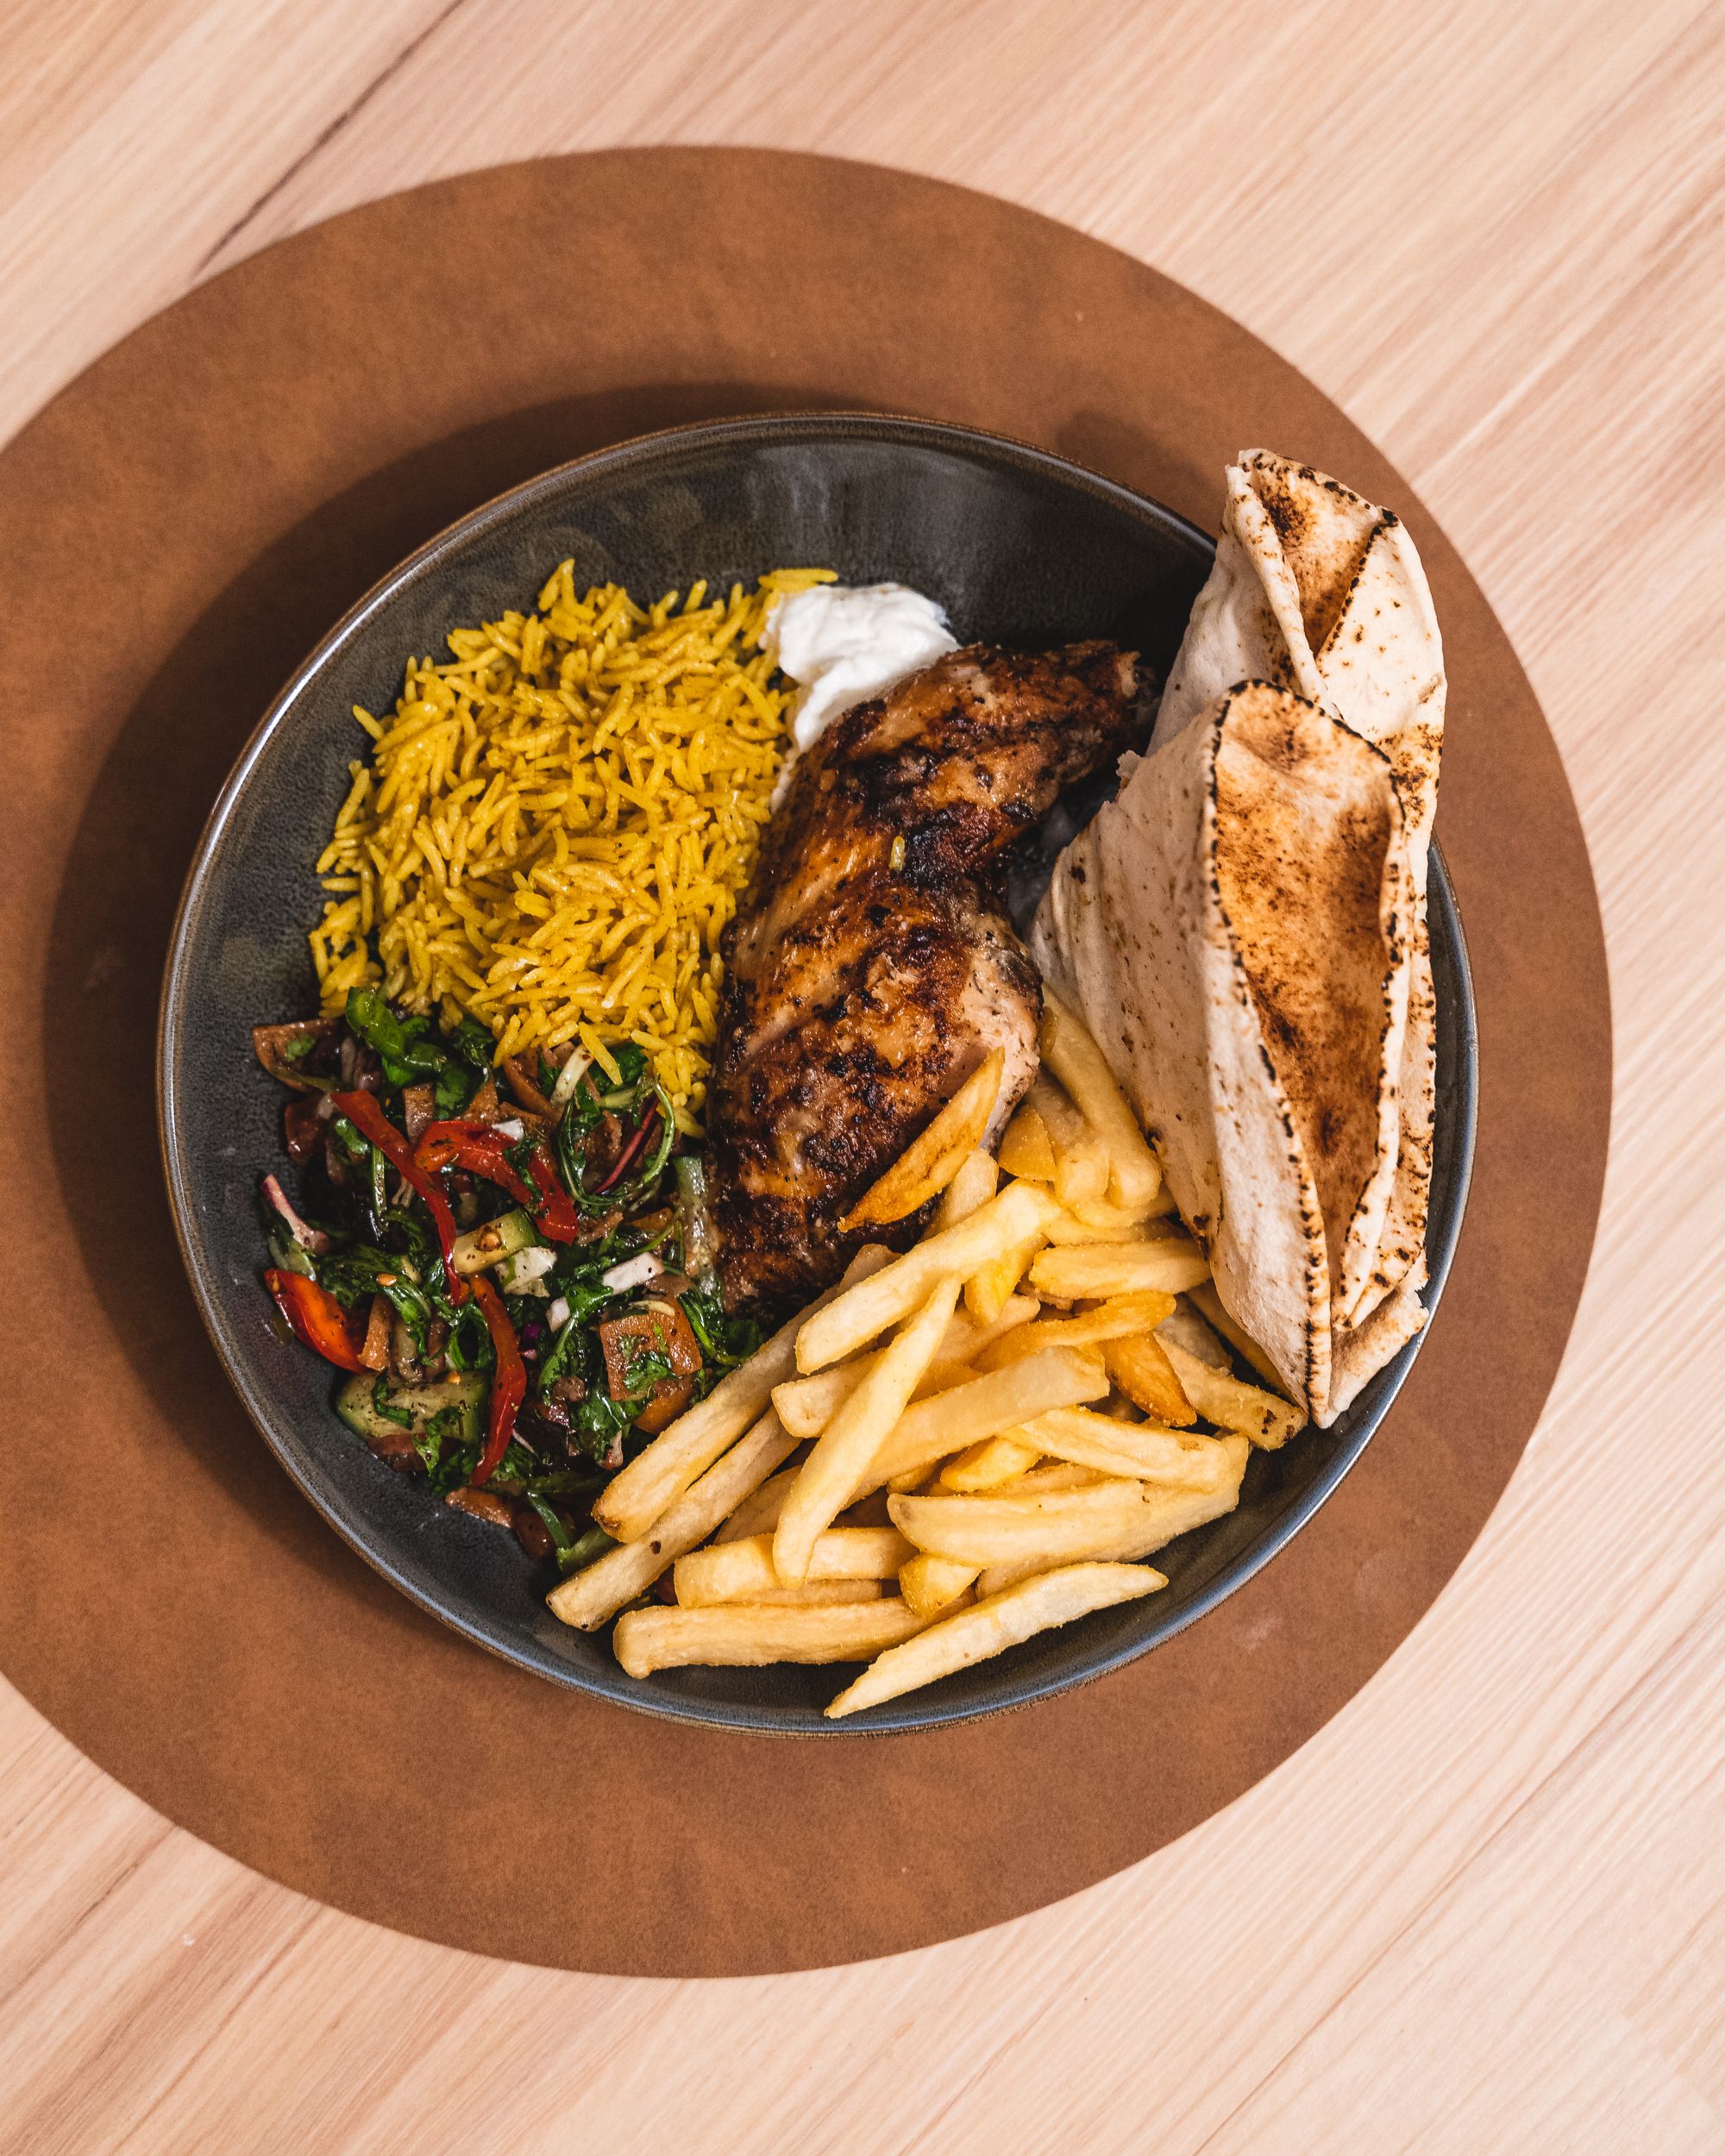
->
[[839, 1051, 1005, 1231], [1028, 1074, 1110, 1207], [776, 1277, 961, 1584], [997, 1100, 1056, 1181], [859, 1346, 1108, 1497], [675, 1526, 913, 1607], [939, 1433, 1041, 1490], [962, 1229, 1046, 1326], [976, 1293, 1176, 1369], [886, 1459, 944, 1495], [826, 1562, 1165, 1718], [936, 1149, 1000, 1230], [1189, 1282, 1288, 1390], [776, 1354, 979, 1457], [595, 1244, 890, 1541], [1038, 991, 1164, 1213], [1041, 1205, 1151, 1246], [773, 1295, 1037, 1439], [712, 1464, 801, 1544], [898, 1552, 980, 1618], [975, 1445, 1249, 1593], [549, 1409, 799, 1630], [614, 1596, 933, 1678], [888, 1463, 1248, 1569], [1070, 1188, 1176, 1228], [990, 1461, 1105, 1496], [1029, 1240, 1209, 1302], [1157, 1300, 1232, 1369], [774, 1358, 871, 1439], [1157, 1335, 1306, 1448], [940, 1294, 1040, 1363], [1103, 1333, 1196, 1425], [889, 1479, 1155, 1567], [699, 1580, 883, 1608], [797, 1181, 1055, 1372], [774, 1348, 963, 1441], [1022, 1406, 1236, 1487]]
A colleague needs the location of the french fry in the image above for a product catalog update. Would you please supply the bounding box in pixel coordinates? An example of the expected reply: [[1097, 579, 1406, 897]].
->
[[548, 1408, 799, 1630], [888, 1462, 1248, 1568], [1038, 991, 1164, 1213], [936, 1149, 1000, 1230], [886, 1458, 946, 1495], [962, 1229, 1047, 1326], [1157, 1300, 1232, 1369], [990, 1462, 1105, 1495], [675, 1526, 913, 1607], [975, 1293, 1176, 1369], [693, 1580, 884, 1608], [997, 1099, 1056, 1181], [1103, 1333, 1196, 1425], [773, 1295, 1036, 1438], [839, 1051, 1004, 1231], [1069, 1188, 1177, 1228], [1041, 1205, 1153, 1245], [1189, 1281, 1288, 1390], [1029, 1240, 1209, 1301], [712, 1463, 801, 1543], [825, 1562, 1165, 1718], [1022, 1406, 1238, 1488], [796, 1180, 1054, 1372], [857, 1346, 1109, 1497], [975, 1445, 1249, 1594], [775, 1277, 961, 1584], [1157, 1335, 1305, 1448], [614, 1596, 934, 1677], [595, 1244, 890, 1541], [1027, 1075, 1110, 1207], [937, 1294, 1040, 1365], [772, 1357, 877, 1441], [939, 1433, 1041, 1490], [889, 1479, 1157, 1567], [898, 1553, 980, 1618]]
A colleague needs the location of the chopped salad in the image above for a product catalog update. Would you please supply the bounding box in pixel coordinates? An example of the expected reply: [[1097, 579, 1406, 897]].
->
[[254, 990, 762, 1572]]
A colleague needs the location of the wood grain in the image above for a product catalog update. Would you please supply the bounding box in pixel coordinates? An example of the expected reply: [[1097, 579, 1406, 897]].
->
[[2, 3, 1721, 2150]]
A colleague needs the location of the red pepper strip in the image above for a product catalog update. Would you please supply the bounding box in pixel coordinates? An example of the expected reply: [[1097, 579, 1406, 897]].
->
[[469, 1274, 526, 1485], [332, 1089, 467, 1303], [415, 1121, 583, 1244], [265, 1269, 368, 1371], [595, 1107, 658, 1194]]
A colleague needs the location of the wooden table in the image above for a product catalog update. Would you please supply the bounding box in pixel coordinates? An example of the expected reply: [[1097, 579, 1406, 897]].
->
[[4, 4, 1721, 2148]]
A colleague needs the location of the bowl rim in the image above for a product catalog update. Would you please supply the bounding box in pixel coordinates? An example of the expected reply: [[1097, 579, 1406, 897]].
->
[[158, 409, 1477, 1734]]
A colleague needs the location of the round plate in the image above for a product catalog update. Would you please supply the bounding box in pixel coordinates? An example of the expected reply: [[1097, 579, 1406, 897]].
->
[[159, 411, 1477, 1733]]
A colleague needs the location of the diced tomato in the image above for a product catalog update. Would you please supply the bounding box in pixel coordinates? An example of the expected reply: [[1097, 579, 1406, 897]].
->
[[599, 1304, 701, 1432]]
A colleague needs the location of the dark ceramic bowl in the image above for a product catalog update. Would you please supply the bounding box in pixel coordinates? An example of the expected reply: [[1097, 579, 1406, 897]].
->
[[160, 413, 1476, 1733]]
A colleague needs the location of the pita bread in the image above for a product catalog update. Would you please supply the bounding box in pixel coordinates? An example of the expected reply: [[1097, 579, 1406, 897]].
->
[[1151, 450, 1445, 1359], [1032, 680, 1412, 1425]]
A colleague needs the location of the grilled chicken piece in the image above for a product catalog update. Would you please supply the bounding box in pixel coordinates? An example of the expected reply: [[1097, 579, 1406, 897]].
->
[[709, 641, 1140, 1312]]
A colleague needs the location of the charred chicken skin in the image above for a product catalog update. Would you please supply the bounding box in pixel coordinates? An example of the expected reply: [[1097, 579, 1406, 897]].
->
[[708, 641, 1140, 1312]]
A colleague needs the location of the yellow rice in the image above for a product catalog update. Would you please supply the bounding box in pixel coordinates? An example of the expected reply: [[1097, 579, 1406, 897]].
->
[[309, 561, 834, 1131]]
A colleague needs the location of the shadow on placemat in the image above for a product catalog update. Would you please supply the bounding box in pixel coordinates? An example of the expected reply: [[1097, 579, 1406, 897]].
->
[[41, 378, 856, 1585]]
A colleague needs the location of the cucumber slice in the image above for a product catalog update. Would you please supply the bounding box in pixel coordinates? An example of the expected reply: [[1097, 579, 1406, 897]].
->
[[496, 1244, 555, 1294], [450, 1206, 538, 1276], [336, 1371, 484, 1445]]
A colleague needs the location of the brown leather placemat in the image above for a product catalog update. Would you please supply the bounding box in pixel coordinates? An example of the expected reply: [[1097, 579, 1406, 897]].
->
[[0, 149, 1608, 1977]]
